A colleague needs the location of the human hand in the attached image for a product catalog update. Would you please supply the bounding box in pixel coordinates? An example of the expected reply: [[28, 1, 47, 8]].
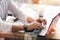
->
[[36, 18, 47, 25], [46, 25, 55, 35], [27, 22, 42, 31]]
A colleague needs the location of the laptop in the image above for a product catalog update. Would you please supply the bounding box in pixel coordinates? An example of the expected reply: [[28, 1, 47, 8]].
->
[[38, 13, 60, 36]]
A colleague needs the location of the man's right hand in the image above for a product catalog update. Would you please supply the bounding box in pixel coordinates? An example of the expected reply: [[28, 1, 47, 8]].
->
[[27, 22, 42, 31], [36, 18, 47, 25]]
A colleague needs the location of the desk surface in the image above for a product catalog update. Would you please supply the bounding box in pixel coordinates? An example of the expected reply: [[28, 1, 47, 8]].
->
[[0, 32, 60, 40], [46, 33, 60, 39], [0, 32, 17, 38]]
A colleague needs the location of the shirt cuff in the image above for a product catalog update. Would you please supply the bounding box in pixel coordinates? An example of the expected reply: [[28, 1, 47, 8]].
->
[[0, 21, 12, 33]]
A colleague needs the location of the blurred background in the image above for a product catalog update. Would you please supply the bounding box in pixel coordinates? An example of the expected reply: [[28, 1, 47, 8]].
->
[[13, 0, 60, 6]]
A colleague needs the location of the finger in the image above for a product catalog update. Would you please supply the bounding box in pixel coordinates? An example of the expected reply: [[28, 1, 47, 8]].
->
[[34, 27, 40, 30], [46, 32, 50, 35], [46, 27, 52, 35], [48, 26, 55, 32], [36, 26, 44, 30], [42, 19, 47, 25], [37, 19, 47, 25], [46, 27, 55, 35], [52, 27, 56, 32], [36, 18, 42, 23], [36, 22, 42, 27]]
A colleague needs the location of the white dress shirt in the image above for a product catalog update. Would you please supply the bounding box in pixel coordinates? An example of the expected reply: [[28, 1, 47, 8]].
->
[[0, 0, 27, 32], [0, 0, 27, 40]]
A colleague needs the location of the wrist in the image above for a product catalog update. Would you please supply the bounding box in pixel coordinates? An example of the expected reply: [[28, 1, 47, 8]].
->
[[27, 24, 34, 31], [23, 24, 28, 32], [23, 24, 34, 32], [27, 24, 33, 30]]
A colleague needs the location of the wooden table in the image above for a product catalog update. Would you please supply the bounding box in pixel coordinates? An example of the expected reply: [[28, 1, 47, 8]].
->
[[0, 32, 60, 40], [0, 32, 24, 40], [46, 33, 60, 40]]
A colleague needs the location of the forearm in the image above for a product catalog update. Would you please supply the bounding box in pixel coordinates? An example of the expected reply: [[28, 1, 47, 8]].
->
[[12, 24, 24, 32], [12, 24, 33, 32], [12, 23, 34, 32]]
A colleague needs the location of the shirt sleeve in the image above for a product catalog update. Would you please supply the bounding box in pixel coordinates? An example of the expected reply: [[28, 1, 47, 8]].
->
[[0, 20, 12, 33], [0, 5, 4, 20], [8, 0, 27, 21]]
